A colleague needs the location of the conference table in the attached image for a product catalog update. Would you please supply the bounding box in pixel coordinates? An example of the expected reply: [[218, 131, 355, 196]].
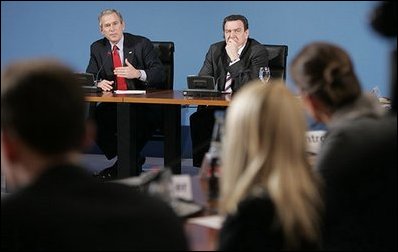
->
[[184, 175, 221, 250], [85, 89, 230, 178]]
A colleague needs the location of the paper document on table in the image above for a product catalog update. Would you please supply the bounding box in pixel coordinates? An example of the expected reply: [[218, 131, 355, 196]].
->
[[187, 215, 224, 229], [114, 90, 146, 94]]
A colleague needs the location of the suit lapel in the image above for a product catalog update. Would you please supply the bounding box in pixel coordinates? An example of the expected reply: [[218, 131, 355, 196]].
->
[[240, 38, 252, 59], [124, 47, 136, 67], [219, 47, 229, 90], [101, 39, 114, 77], [122, 34, 137, 89], [123, 33, 136, 66]]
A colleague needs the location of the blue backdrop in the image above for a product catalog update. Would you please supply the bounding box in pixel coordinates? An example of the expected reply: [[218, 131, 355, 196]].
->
[[2, 1, 395, 125]]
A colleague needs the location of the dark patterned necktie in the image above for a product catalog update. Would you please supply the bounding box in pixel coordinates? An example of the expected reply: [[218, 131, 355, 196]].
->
[[224, 72, 232, 93]]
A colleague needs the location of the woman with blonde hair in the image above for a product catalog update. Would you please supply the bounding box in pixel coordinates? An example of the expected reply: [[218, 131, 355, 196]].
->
[[218, 80, 322, 250]]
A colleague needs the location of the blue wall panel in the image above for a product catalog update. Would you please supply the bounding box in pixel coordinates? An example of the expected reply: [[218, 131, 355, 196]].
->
[[2, 1, 394, 123], [3, 1, 394, 158]]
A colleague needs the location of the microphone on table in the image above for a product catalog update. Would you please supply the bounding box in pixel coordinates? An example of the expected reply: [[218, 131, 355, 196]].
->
[[215, 76, 221, 91], [95, 51, 112, 86]]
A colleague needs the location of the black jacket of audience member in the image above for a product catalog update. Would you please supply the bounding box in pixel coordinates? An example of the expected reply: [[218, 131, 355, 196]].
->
[[1, 164, 188, 250]]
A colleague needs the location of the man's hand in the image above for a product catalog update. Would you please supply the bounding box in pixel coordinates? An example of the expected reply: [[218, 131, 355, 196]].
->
[[225, 39, 239, 62], [113, 59, 141, 79], [97, 80, 114, 92]]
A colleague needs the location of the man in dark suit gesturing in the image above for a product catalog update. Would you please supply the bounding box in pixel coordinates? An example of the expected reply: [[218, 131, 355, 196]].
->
[[86, 9, 165, 179], [190, 14, 269, 167]]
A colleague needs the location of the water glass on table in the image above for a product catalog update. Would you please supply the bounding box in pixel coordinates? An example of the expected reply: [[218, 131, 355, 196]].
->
[[259, 66, 271, 84]]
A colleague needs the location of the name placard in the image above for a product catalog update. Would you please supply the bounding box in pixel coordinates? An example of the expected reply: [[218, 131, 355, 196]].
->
[[306, 130, 326, 154], [172, 175, 193, 201]]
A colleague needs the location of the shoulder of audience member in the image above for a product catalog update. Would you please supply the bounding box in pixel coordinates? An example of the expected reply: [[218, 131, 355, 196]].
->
[[103, 182, 178, 216]]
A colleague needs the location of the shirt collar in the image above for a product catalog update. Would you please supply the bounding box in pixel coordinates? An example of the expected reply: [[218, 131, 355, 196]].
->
[[110, 35, 124, 51], [238, 43, 246, 55]]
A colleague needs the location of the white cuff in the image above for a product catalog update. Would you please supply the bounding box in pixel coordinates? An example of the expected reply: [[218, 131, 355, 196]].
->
[[138, 70, 147, 82]]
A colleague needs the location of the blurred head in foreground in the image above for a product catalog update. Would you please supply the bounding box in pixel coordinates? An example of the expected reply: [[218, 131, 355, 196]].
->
[[1, 59, 90, 190], [220, 80, 322, 248]]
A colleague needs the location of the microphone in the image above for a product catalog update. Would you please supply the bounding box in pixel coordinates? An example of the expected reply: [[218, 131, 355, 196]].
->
[[215, 76, 221, 91], [95, 51, 111, 86]]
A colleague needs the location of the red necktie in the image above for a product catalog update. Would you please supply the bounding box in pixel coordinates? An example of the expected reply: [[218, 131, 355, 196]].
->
[[112, 45, 127, 90]]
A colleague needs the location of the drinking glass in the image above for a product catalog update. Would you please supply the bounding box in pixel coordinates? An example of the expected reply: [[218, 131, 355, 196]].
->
[[259, 66, 271, 84], [370, 86, 381, 98]]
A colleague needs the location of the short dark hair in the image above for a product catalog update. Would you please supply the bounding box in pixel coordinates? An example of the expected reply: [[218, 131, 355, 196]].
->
[[223, 14, 249, 31], [370, 1, 397, 38], [1, 59, 86, 155]]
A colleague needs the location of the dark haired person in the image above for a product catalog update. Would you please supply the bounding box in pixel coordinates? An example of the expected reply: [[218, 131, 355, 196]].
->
[[190, 14, 269, 167], [370, 1, 397, 112], [291, 41, 396, 250], [86, 9, 165, 179], [1, 59, 187, 250]]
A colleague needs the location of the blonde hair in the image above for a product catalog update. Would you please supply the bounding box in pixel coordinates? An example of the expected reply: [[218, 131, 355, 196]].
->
[[220, 80, 322, 248]]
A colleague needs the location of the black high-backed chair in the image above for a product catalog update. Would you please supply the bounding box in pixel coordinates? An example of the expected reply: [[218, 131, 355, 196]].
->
[[263, 44, 288, 81], [149, 41, 175, 141], [152, 41, 175, 91]]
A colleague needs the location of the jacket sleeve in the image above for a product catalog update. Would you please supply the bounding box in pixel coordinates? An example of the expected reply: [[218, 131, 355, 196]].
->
[[198, 45, 215, 77], [228, 44, 269, 92], [86, 44, 100, 75]]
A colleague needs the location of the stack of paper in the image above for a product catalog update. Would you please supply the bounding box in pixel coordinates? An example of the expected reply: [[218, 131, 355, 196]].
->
[[114, 90, 146, 95]]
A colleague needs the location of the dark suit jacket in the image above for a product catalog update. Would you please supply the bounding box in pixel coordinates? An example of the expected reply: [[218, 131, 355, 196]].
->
[[1, 164, 187, 250], [86, 33, 165, 90], [218, 194, 319, 250], [199, 38, 269, 93], [317, 97, 397, 250]]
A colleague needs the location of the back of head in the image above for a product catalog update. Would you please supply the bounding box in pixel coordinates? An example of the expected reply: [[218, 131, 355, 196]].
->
[[1, 59, 86, 155], [370, 1, 397, 113], [222, 81, 308, 178], [221, 80, 321, 247], [290, 42, 361, 111], [370, 1, 397, 38], [221, 80, 309, 206]]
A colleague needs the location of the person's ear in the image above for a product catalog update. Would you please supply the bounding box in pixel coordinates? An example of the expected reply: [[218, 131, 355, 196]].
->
[[305, 95, 329, 123], [1, 131, 28, 192], [301, 94, 318, 121], [1, 131, 19, 163]]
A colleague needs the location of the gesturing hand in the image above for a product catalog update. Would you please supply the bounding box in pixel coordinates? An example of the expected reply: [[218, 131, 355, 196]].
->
[[113, 59, 141, 79]]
